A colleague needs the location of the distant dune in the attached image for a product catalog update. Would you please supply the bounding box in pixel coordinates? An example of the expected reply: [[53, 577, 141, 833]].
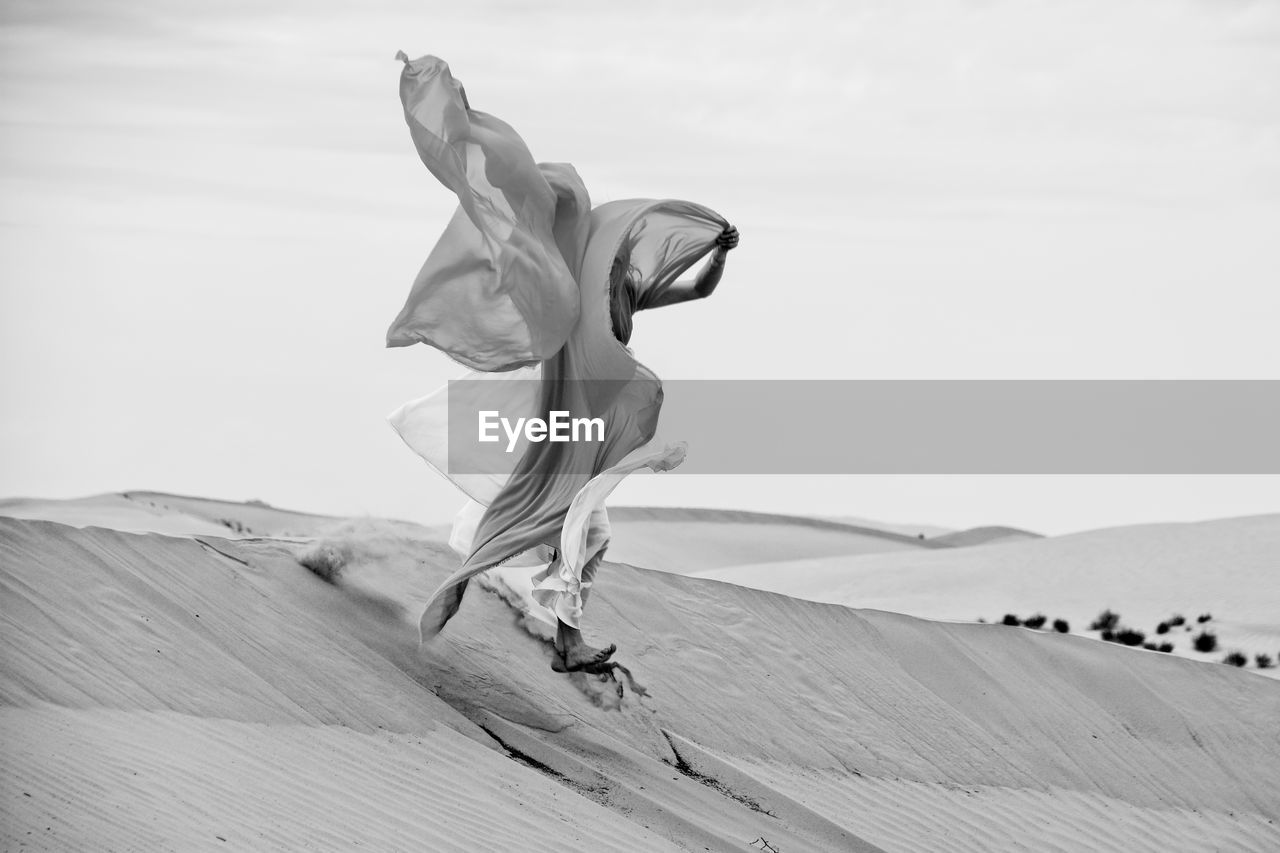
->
[[607, 507, 1044, 576], [928, 525, 1042, 547], [693, 514, 1280, 680], [824, 514, 954, 539], [605, 505, 938, 575], [0, 491, 447, 541], [3, 497, 1279, 850]]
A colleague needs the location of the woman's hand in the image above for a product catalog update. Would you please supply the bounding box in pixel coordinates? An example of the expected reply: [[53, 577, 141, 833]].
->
[[715, 225, 739, 252]]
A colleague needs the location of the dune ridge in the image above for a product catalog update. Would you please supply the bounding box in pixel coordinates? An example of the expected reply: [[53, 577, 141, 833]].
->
[[3, 509, 1279, 851], [603, 506, 935, 576]]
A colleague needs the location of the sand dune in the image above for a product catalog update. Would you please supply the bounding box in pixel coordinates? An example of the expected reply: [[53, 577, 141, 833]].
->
[[926, 525, 1042, 547], [0, 493, 252, 539], [823, 515, 954, 540], [2, 705, 667, 853], [607, 509, 1040, 577], [605, 506, 936, 574], [692, 514, 1280, 679], [0, 491, 447, 541], [0, 494, 1008, 575], [3, 505, 1279, 851]]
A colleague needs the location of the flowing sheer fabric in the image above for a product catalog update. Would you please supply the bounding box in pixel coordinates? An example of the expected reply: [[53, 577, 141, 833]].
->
[[385, 53, 581, 371], [386, 54, 726, 640]]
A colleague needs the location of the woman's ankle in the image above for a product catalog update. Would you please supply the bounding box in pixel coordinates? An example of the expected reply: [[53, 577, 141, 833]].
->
[[556, 620, 580, 652], [561, 632, 581, 648]]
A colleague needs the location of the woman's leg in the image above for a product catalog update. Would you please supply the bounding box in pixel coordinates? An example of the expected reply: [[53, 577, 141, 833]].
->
[[555, 546, 615, 669]]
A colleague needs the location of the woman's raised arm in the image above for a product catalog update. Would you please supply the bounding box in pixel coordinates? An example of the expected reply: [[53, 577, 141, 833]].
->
[[642, 225, 739, 309]]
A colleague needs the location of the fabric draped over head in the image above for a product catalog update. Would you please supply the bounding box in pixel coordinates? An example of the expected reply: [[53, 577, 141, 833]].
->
[[385, 54, 727, 641]]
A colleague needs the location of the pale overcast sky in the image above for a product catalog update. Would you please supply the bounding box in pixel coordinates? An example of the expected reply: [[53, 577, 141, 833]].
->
[[2, 0, 1278, 533]]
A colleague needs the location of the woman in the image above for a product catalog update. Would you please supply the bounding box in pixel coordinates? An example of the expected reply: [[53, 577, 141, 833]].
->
[[386, 53, 737, 674], [542, 226, 739, 672]]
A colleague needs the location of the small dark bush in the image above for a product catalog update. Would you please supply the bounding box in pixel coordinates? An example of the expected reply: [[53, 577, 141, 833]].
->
[[1002, 614, 1021, 626], [1090, 609, 1121, 632], [976, 617, 986, 623], [1142, 642, 1158, 650], [1167, 614, 1186, 627], [1255, 654, 1274, 669], [1192, 630, 1218, 653], [1158, 642, 1174, 653], [1023, 613, 1047, 629], [1052, 618, 1069, 634], [1223, 651, 1247, 667], [1196, 613, 1212, 623], [1155, 622, 1170, 635], [1100, 628, 1115, 642], [1114, 627, 1146, 646]]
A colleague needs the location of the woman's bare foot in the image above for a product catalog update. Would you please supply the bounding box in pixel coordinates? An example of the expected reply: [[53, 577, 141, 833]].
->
[[561, 641, 617, 671], [554, 620, 617, 672]]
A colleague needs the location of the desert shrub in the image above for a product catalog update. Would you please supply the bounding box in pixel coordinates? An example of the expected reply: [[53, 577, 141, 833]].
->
[[1114, 627, 1146, 647], [1192, 630, 1218, 653], [1158, 642, 1174, 653], [1023, 613, 1047, 629], [1052, 618, 1069, 634], [1256, 654, 1275, 669], [1001, 614, 1021, 626], [976, 617, 987, 623], [1155, 622, 1170, 635], [1167, 614, 1186, 627], [1142, 642, 1158, 651], [1196, 613, 1212, 623], [1090, 609, 1121, 632], [1100, 628, 1115, 642], [1223, 651, 1247, 667]]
